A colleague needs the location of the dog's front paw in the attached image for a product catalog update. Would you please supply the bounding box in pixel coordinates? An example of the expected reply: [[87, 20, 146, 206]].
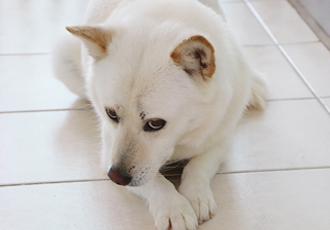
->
[[151, 194, 198, 230], [179, 182, 217, 224]]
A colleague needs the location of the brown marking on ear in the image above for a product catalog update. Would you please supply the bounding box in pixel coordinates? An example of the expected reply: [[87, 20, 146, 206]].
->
[[66, 26, 112, 59], [171, 35, 216, 81]]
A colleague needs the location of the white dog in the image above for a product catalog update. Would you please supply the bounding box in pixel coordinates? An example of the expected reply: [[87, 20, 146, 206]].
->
[[52, 0, 267, 229]]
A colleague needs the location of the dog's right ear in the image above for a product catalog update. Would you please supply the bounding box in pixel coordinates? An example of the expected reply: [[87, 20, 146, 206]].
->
[[66, 26, 112, 60], [171, 35, 216, 82]]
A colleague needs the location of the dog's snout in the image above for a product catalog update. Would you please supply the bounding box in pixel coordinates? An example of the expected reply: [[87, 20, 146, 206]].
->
[[108, 167, 132, 186]]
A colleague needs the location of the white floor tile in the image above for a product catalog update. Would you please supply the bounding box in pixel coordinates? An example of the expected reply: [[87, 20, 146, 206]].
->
[[220, 99, 330, 173], [242, 45, 313, 100], [0, 110, 103, 185], [250, 0, 319, 44], [220, 1, 273, 45], [0, 181, 156, 230], [283, 42, 330, 98], [321, 98, 330, 113], [203, 169, 330, 230], [0, 0, 88, 8], [2, 169, 329, 230], [0, 0, 89, 54], [0, 55, 82, 112]]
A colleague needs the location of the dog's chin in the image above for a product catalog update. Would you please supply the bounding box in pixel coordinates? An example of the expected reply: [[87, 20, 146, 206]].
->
[[127, 179, 148, 187], [128, 165, 164, 187], [127, 174, 154, 187]]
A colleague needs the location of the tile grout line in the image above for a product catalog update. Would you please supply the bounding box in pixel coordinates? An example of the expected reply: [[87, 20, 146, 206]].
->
[[242, 40, 320, 47], [2, 166, 330, 188], [266, 97, 315, 102], [0, 179, 109, 188], [243, 0, 330, 116], [0, 52, 49, 56], [217, 165, 330, 175], [0, 108, 92, 114]]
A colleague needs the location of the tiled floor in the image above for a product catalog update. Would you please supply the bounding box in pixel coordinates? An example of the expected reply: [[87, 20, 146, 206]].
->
[[1, 0, 330, 229]]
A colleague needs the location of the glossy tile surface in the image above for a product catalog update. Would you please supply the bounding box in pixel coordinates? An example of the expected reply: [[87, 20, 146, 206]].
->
[[322, 98, 330, 110], [0, 181, 156, 230], [220, 1, 273, 45], [0, 0, 89, 54], [0, 55, 82, 112], [1, 170, 329, 230], [0, 110, 103, 185], [242, 45, 313, 100], [250, 0, 319, 44], [203, 169, 330, 230], [220, 99, 330, 173], [283, 42, 330, 97], [1, 0, 330, 230]]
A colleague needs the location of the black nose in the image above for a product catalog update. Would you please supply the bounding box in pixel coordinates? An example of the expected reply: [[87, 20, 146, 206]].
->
[[108, 167, 132, 186]]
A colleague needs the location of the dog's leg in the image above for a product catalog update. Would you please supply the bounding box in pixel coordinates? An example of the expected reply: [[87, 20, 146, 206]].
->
[[178, 137, 233, 224], [128, 173, 198, 230]]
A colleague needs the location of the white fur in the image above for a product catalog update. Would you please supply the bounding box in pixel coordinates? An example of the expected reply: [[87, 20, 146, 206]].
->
[[51, 34, 85, 98], [51, 0, 267, 229]]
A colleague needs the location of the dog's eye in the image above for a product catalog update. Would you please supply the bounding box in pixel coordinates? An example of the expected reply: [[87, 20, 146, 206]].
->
[[105, 108, 119, 122], [144, 119, 166, 132]]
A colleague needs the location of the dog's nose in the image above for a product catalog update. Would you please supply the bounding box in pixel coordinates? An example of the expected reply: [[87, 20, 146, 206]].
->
[[108, 167, 132, 186]]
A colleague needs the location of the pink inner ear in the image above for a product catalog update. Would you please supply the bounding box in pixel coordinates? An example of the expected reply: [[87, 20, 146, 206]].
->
[[171, 35, 216, 81]]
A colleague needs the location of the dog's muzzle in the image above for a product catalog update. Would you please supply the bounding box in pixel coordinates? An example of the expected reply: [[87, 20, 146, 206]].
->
[[108, 167, 132, 186]]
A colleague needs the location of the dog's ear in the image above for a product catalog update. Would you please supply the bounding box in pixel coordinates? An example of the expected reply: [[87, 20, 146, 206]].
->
[[66, 26, 112, 60], [171, 35, 216, 81]]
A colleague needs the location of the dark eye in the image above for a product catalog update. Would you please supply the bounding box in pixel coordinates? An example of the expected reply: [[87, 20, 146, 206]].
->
[[105, 108, 119, 122], [144, 119, 166, 132]]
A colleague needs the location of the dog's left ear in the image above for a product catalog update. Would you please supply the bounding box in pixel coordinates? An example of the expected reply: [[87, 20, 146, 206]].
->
[[171, 35, 216, 81], [66, 26, 112, 60]]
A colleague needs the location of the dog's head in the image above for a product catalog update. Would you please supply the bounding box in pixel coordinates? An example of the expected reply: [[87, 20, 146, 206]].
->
[[67, 25, 216, 186]]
